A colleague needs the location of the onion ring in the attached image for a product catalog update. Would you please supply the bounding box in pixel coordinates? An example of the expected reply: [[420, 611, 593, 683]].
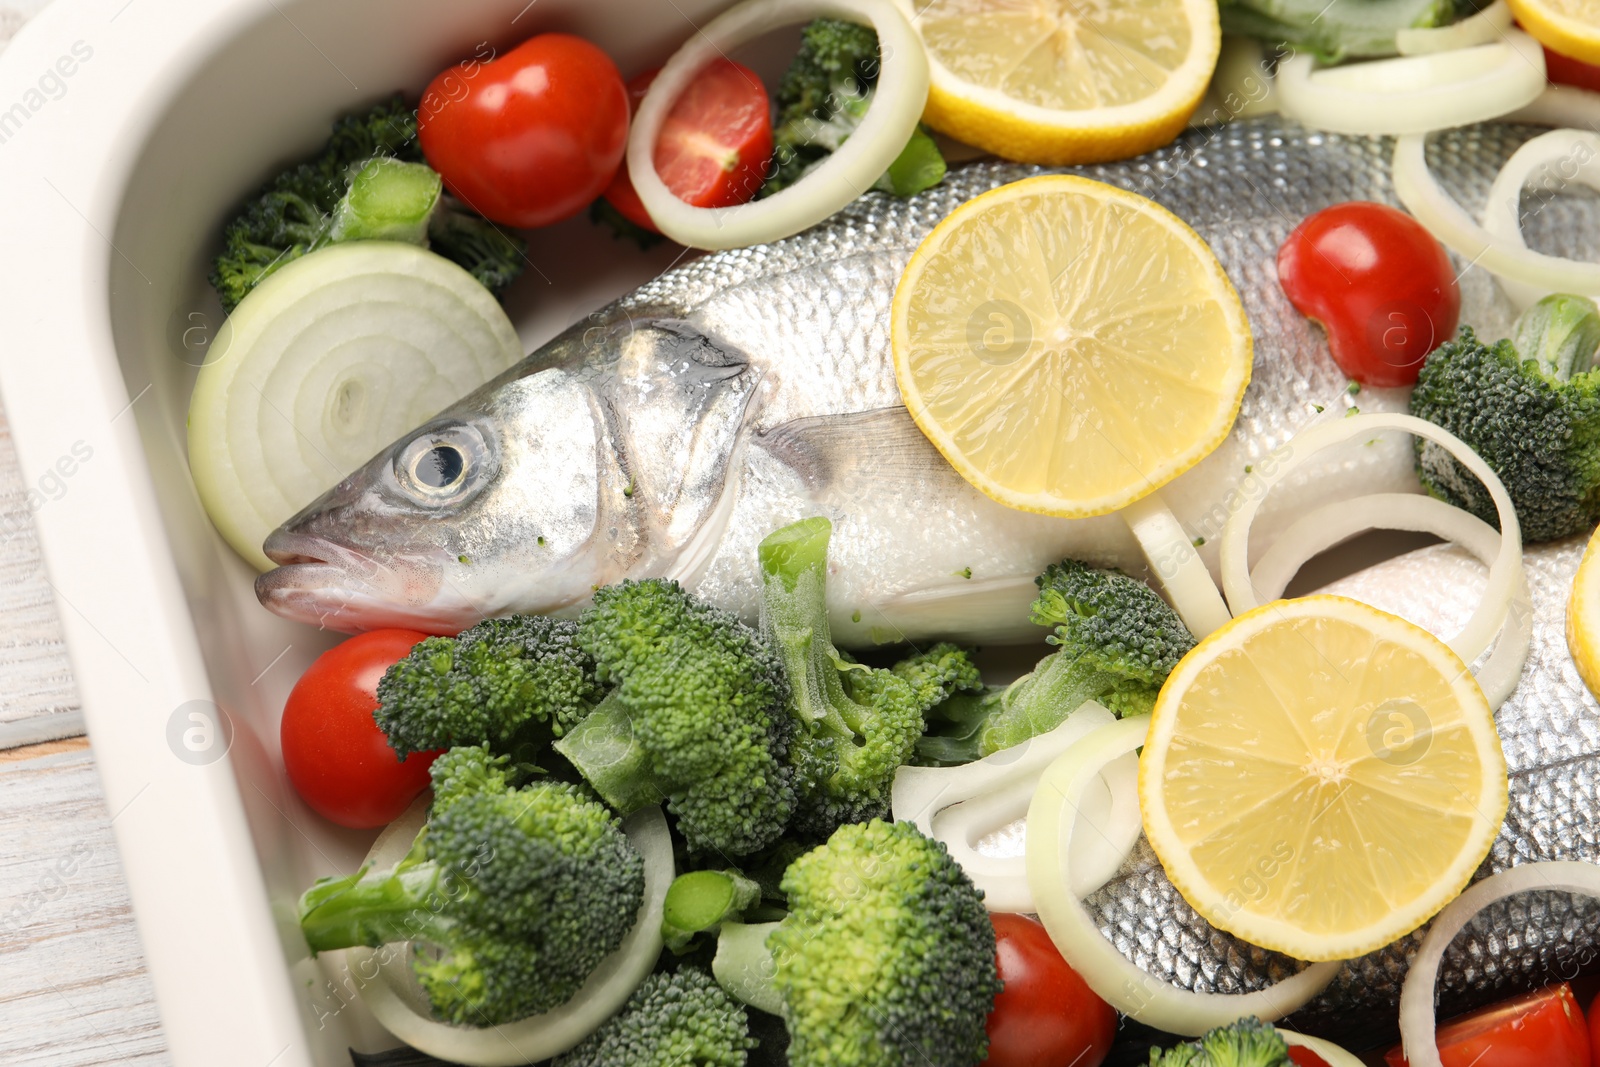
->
[[1396, 0, 1513, 55], [1121, 492, 1232, 638], [1277, 30, 1545, 136], [1398, 861, 1600, 1067], [1026, 715, 1342, 1035], [627, 0, 928, 250], [1481, 127, 1600, 310]]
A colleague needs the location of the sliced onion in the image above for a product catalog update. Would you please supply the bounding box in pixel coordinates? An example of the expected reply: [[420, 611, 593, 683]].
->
[[1247, 492, 1532, 707], [1396, 0, 1512, 55], [346, 806, 673, 1067], [892, 702, 1139, 910], [1505, 84, 1600, 128], [1395, 132, 1600, 298], [1121, 492, 1232, 638], [1481, 127, 1600, 311], [1277, 30, 1545, 135], [1218, 413, 1523, 671], [1399, 861, 1600, 1067], [627, 0, 928, 250], [1278, 1030, 1367, 1066], [1026, 716, 1342, 1035]]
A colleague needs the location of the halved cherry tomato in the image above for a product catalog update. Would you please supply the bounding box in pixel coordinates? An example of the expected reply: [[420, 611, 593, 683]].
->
[[281, 630, 442, 829], [1545, 45, 1600, 93], [1277, 201, 1460, 388], [602, 60, 774, 234], [418, 33, 629, 228], [985, 913, 1115, 1067], [1384, 983, 1591, 1067]]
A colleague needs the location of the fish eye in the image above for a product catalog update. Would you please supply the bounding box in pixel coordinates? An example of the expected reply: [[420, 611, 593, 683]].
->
[[393, 424, 492, 505]]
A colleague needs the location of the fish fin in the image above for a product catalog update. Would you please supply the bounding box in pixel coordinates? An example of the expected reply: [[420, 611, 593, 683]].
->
[[757, 406, 960, 497]]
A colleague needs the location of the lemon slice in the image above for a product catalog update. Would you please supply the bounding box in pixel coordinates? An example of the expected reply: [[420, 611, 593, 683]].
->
[[1140, 595, 1507, 962], [1567, 525, 1600, 698], [912, 0, 1221, 164], [891, 175, 1251, 518], [1506, 0, 1600, 65]]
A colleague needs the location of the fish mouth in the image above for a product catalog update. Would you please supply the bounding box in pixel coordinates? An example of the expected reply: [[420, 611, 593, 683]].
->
[[255, 531, 478, 635]]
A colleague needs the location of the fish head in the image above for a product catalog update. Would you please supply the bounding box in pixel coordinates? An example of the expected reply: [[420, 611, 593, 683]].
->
[[255, 367, 614, 634]]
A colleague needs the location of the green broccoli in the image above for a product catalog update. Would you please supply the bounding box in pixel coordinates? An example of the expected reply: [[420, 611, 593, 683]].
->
[[1219, 0, 1468, 62], [1410, 295, 1600, 543], [662, 869, 765, 953], [374, 614, 602, 759], [919, 559, 1195, 765], [762, 19, 945, 199], [552, 579, 797, 858], [759, 518, 973, 837], [709, 819, 1000, 1067], [211, 96, 523, 311], [296, 746, 644, 1026], [554, 967, 754, 1067], [1147, 1017, 1292, 1065]]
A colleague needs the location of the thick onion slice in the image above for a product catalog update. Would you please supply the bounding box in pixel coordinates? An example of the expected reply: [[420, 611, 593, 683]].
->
[[1026, 716, 1342, 1035], [345, 805, 673, 1067], [1218, 413, 1523, 672], [1506, 84, 1600, 129], [1398, 861, 1600, 1067], [1481, 127, 1600, 311], [1396, 0, 1512, 55], [891, 702, 1141, 910], [1277, 30, 1544, 135], [1121, 492, 1232, 638], [188, 242, 522, 570], [1395, 132, 1600, 299], [1248, 492, 1532, 708], [626, 0, 929, 250], [1278, 1030, 1367, 1066]]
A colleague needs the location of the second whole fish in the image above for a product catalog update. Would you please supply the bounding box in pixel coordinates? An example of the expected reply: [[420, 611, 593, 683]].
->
[[255, 117, 1573, 642]]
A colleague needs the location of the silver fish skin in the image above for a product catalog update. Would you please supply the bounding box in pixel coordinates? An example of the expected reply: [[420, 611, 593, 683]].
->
[[1084, 536, 1600, 1047], [256, 117, 1560, 641]]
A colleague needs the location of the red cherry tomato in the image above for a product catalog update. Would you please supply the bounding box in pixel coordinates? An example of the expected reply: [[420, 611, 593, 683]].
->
[[1589, 989, 1600, 1065], [418, 34, 629, 228], [985, 913, 1115, 1067], [603, 60, 774, 234], [1287, 1048, 1331, 1067], [1383, 983, 1591, 1067], [281, 630, 441, 829], [1544, 45, 1600, 92], [1277, 201, 1461, 388]]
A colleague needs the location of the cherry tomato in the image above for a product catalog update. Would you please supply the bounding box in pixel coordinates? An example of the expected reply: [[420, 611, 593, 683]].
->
[[1287, 1049, 1331, 1067], [602, 60, 774, 234], [419, 33, 629, 228], [985, 913, 1115, 1067], [1383, 983, 1591, 1067], [1589, 989, 1600, 1064], [281, 630, 441, 829], [1277, 201, 1460, 388], [1544, 45, 1600, 93]]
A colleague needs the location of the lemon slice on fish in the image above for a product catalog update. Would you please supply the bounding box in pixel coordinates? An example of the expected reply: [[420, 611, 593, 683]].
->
[[1566, 524, 1600, 698], [1140, 595, 1507, 962], [891, 175, 1251, 518], [912, 0, 1220, 164]]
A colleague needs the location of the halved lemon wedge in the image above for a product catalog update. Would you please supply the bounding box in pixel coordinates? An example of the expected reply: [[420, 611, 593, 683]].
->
[[1567, 524, 1600, 698], [891, 175, 1251, 518], [1140, 595, 1507, 962], [912, 0, 1221, 164], [1506, 0, 1600, 65]]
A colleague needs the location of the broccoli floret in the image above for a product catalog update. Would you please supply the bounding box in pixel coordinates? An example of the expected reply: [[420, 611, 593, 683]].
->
[[552, 579, 797, 857], [554, 967, 755, 1067], [759, 518, 957, 837], [210, 96, 523, 310], [1218, 0, 1459, 62], [1410, 296, 1600, 542], [711, 820, 1000, 1067], [374, 614, 602, 759], [762, 19, 945, 199], [296, 746, 644, 1026], [1147, 1018, 1292, 1066], [890, 641, 984, 709], [919, 559, 1195, 764]]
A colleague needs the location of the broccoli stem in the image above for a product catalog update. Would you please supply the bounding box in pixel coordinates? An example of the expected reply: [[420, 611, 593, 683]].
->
[[758, 516, 852, 731], [978, 650, 1117, 756], [328, 158, 443, 244], [711, 920, 786, 1016], [1512, 293, 1600, 381], [551, 692, 669, 813], [298, 855, 457, 954], [662, 869, 764, 952], [875, 127, 947, 197]]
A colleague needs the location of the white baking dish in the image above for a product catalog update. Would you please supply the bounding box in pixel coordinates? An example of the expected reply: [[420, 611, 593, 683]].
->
[[0, 1, 755, 1062]]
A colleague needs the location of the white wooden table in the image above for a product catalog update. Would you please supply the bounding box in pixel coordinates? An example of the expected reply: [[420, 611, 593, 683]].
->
[[0, 7, 172, 1062]]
